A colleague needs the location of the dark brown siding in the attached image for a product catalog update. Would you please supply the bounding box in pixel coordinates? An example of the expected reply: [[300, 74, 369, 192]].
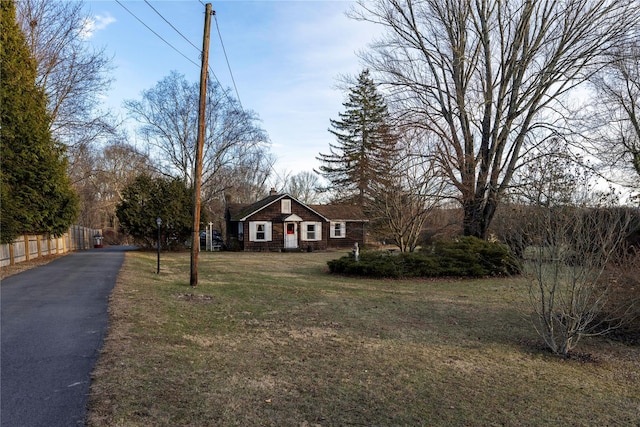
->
[[227, 196, 369, 252], [327, 221, 366, 248], [242, 197, 328, 252]]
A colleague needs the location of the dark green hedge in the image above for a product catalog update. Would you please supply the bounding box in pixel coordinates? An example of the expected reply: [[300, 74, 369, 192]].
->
[[327, 236, 520, 278]]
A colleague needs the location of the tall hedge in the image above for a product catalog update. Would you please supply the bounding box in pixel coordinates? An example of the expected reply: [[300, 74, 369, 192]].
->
[[0, 0, 78, 243]]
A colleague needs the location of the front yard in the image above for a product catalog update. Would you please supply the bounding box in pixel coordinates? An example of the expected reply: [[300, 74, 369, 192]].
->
[[87, 250, 640, 426]]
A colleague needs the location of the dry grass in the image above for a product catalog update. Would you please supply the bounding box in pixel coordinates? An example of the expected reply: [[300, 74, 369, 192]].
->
[[87, 251, 640, 426]]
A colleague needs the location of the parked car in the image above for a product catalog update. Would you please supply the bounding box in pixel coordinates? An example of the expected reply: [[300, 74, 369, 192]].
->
[[200, 230, 223, 249]]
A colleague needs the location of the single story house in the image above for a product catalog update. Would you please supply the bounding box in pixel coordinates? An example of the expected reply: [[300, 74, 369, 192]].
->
[[226, 190, 368, 251]]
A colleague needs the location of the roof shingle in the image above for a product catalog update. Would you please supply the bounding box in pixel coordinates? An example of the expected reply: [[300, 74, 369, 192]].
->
[[227, 194, 369, 222]]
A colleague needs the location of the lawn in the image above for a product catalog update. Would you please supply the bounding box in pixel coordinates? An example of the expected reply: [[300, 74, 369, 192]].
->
[[87, 250, 640, 426]]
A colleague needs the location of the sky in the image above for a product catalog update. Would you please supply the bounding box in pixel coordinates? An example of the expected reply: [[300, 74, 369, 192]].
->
[[83, 0, 381, 177]]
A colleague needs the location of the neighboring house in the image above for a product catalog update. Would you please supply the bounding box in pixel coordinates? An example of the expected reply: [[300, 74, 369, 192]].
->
[[226, 190, 368, 251]]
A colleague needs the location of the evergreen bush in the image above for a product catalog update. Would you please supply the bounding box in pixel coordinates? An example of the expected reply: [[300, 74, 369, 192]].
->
[[327, 236, 519, 278]]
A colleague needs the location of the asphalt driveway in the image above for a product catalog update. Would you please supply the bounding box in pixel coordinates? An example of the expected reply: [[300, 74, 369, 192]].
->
[[1, 246, 134, 427]]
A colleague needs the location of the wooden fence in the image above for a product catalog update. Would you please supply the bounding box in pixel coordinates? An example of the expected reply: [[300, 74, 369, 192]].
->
[[0, 225, 102, 267]]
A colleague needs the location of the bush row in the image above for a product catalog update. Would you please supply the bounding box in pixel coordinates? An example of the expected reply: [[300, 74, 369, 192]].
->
[[327, 236, 520, 278]]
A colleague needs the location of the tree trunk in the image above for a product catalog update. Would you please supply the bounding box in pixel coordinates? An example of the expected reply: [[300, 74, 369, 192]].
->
[[462, 197, 498, 240]]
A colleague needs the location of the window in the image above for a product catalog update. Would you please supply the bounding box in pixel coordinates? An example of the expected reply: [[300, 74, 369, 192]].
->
[[256, 224, 266, 240], [307, 224, 316, 240], [302, 221, 322, 241], [281, 199, 291, 214], [330, 221, 346, 238], [286, 223, 295, 235], [249, 221, 271, 241]]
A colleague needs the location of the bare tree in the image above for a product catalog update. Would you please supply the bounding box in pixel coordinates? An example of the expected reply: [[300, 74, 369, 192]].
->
[[68, 144, 98, 228], [351, 0, 640, 239], [212, 150, 275, 205], [94, 142, 154, 228], [524, 207, 636, 356], [286, 171, 324, 204], [590, 42, 640, 191], [368, 129, 446, 252], [124, 71, 270, 197], [16, 0, 115, 154], [69, 141, 153, 229], [510, 155, 637, 356], [204, 151, 275, 239]]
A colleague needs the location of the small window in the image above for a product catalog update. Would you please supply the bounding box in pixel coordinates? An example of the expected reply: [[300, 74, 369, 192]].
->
[[256, 224, 266, 240], [307, 224, 316, 240], [330, 221, 346, 238], [281, 199, 291, 214], [249, 221, 271, 241], [302, 221, 322, 241]]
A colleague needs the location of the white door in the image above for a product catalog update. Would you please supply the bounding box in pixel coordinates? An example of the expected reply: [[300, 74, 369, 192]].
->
[[284, 222, 298, 249]]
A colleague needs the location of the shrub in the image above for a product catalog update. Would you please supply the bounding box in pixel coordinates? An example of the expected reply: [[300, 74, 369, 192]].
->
[[328, 252, 402, 278], [400, 252, 443, 277], [430, 236, 520, 276], [327, 236, 520, 278]]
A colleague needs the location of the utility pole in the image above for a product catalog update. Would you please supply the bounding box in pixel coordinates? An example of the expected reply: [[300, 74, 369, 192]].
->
[[190, 2, 213, 287]]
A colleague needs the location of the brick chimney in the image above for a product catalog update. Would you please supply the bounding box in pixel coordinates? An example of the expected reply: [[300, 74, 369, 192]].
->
[[269, 187, 277, 196]]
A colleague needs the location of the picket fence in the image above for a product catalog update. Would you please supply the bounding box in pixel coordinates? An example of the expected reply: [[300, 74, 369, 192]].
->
[[0, 225, 102, 267]]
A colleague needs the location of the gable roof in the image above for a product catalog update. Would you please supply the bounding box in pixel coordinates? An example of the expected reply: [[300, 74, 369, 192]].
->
[[227, 193, 330, 222], [309, 204, 368, 222], [228, 194, 282, 221]]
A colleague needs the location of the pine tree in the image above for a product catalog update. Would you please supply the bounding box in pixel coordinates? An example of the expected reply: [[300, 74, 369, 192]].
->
[[1, 0, 78, 243], [316, 69, 398, 205], [116, 174, 201, 249]]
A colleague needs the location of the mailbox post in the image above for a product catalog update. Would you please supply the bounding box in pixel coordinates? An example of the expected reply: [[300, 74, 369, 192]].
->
[[156, 217, 162, 274]]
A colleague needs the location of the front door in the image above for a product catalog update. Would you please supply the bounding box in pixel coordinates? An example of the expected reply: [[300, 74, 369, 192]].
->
[[284, 222, 298, 249]]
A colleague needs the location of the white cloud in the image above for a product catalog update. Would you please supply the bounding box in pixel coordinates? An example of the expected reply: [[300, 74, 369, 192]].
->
[[80, 13, 116, 39]]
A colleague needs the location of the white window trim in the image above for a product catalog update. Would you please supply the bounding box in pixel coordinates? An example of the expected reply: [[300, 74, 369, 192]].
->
[[249, 221, 272, 242], [301, 221, 322, 241], [330, 221, 346, 238]]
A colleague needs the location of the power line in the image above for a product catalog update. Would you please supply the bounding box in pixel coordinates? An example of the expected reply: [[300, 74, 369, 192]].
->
[[206, 70, 238, 107], [214, 14, 243, 109], [121, 1, 282, 187], [116, 1, 245, 112], [115, 0, 200, 69], [196, 2, 244, 108], [143, 0, 201, 53]]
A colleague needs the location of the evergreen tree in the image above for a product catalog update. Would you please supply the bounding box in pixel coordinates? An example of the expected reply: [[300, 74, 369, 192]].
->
[[0, 0, 78, 243], [316, 69, 398, 205], [116, 174, 204, 249]]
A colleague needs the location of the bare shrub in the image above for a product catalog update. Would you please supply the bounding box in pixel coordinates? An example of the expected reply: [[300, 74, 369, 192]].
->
[[522, 206, 637, 355]]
